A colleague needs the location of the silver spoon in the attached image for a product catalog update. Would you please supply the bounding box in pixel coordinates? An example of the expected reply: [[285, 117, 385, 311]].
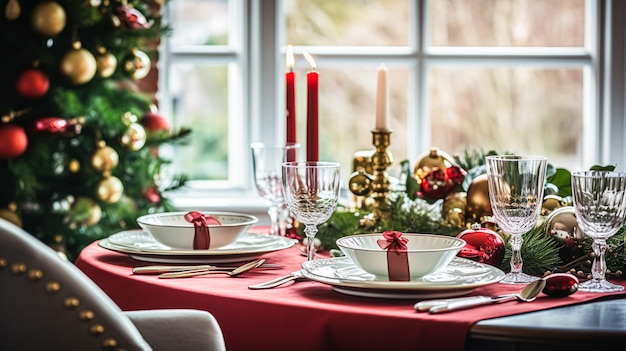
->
[[158, 259, 265, 279], [427, 278, 546, 314]]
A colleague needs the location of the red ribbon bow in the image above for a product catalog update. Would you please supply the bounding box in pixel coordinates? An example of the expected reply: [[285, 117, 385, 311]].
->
[[377, 231, 410, 281], [184, 211, 221, 250]]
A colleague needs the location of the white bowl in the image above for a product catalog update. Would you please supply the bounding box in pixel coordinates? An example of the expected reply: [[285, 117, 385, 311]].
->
[[137, 211, 259, 250], [336, 233, 465, 279]]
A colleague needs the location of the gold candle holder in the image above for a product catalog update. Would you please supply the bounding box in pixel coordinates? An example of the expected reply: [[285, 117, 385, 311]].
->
[[348, 129, 393, 217], [370, 129, 393, 217]]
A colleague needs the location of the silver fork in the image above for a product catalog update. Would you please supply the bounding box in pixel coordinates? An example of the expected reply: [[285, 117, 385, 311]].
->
[[248, 270, 305, 289]]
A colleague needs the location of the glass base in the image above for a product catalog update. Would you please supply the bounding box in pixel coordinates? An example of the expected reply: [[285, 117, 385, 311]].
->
[[499, 272, 540, 284], [578, 278, 624, 293]]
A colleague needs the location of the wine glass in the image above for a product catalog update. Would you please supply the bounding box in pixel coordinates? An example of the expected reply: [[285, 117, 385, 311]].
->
[[282, 162, 341, 260], [251, 143, 300, 236], [485, 155, 547, 284], [572, 170, 626, 293]]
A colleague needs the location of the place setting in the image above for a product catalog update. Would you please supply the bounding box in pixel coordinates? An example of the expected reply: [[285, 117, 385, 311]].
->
[[98, 211, 298, 264]]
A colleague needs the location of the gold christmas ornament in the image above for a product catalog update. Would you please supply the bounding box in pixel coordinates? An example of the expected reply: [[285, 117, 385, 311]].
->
[[95, 47, 117, 78], [0, 206, 22, 227], [60, 44, 97, 85], [465, 174, 493, 224], [70, 197, 101, 226], [122, 48, 151, 80], [96, 176, 124, 203], [5, 0, 21, 20], [91, 142, 119, 172], [120, 122, 146, 150], [68, 159, 80, 173], [541, 194, 565, 216], [413, 147, 455, 181], [31, 1, 66, 37], [442, 192, 467, 228], [546, 206, 586, 241]]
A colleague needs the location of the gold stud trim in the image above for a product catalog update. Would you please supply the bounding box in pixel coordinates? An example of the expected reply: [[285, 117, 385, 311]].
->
[[2, 258, 127, 350], [89, 323, 105, 336], [64, 296, 80, 309], [45, 280, 61, 294], [11, 262, 27, 275], [28, 268, 44, 280], [79, 309, 95, 322], [102, 337, 118, 349]]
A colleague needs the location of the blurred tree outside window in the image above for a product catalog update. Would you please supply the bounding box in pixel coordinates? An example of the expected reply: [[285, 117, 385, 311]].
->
[[160, 0, 617, 201]]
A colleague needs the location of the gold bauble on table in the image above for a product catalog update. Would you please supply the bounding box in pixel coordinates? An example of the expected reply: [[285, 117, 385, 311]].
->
[[465, 174, 493, 224], [95, 47, 117, 78], [96, 176, 124, 203], [91, 142, 119, 172], [541, 194, 565, 216], [120, 122, 146, 150], [413, 147, 456, 181], [442, 192, 467, 228], [122, 48, 151, 80], [60, 45, 97, 85], [31, 1, 66, 36], [546, 206, 586, 241]]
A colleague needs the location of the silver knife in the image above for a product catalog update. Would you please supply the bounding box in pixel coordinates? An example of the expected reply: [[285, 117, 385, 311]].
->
[[133, 263, 282, 275]]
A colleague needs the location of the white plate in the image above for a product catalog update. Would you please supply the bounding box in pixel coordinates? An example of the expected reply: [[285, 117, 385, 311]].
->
[[300, 256, 504, 299], [98, 230, 297, 263]]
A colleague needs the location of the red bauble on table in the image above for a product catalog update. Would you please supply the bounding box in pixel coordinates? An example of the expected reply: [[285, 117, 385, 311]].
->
[[456, 224, 505, 267], [0, 124, 28, 159], [16, 69, 49, 99], [140, 111, 171, 134]]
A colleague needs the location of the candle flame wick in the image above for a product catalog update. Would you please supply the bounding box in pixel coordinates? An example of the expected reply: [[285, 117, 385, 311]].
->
[[302, 50, 316, 70], [286, 45, 295, 69]]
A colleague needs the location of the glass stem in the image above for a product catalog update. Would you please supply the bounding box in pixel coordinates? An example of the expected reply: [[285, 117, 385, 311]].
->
[[267, 204, 280, 236], [303, 224, 318, 261], [590, 239, 607, 281], [509, 234, 524, 274]]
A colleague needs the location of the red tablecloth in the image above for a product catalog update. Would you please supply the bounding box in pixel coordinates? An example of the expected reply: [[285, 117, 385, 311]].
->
[[76, 240, 626, 351]]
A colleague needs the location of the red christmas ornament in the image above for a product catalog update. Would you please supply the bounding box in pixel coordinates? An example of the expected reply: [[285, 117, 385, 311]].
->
[[114, 6, 150, 29], [144, 187, 161, 203], [16, 69, 49, 99], [140, 111, 171, 134], [542, 273, 579, 298], [456, 224, 505, 267], [418, 165, 466, 200], [31, 117, 83, 135], [0, 124, 28, 159]]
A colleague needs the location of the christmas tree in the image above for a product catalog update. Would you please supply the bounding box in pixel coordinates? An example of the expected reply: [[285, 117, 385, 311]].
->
[[0, 0, 189, 260]]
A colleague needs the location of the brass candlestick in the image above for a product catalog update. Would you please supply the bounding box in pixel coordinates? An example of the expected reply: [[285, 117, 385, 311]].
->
[[348, 129, 393, 217], [370, 129, 393, 217]]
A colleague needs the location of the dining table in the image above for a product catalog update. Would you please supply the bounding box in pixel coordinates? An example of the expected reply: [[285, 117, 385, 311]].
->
[[76, 228, 626, 351]]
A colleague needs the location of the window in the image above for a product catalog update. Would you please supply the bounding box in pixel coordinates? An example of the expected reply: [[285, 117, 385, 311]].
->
[[160, 0, 626, 209]]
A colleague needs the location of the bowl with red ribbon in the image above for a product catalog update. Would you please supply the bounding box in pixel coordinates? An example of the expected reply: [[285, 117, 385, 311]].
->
[[137, 211, 258, 250], [336, 232, 465, 281]]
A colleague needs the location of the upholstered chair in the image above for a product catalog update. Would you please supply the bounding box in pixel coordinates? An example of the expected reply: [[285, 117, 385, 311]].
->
[[0, 218, 227, 351]]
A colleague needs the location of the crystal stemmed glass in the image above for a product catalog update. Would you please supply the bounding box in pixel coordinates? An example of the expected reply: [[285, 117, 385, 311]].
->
[[251, 143, 300, 236], [282, 162, 341, 260], [572, 171, 626, 293], [485, 155, 548, 284]]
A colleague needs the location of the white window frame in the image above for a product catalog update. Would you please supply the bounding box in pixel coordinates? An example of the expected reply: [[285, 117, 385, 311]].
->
[[160, 0, 626, 214]]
